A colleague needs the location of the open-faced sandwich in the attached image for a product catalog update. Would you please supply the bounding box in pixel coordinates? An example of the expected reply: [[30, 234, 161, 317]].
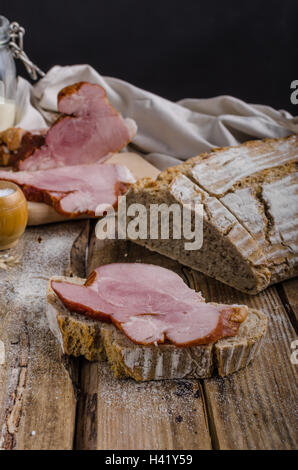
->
[[47, 263, 267, 381]]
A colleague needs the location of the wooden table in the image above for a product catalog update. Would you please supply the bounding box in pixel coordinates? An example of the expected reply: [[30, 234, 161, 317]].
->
[[0, 220, 297, 450]]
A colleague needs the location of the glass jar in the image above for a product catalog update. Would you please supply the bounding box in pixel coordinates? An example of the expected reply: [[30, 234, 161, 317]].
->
[[0, 15, 16, 132]]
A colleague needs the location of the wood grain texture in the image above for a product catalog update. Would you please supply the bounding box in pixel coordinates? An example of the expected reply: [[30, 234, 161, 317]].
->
[[75, 232, 212, 450], [24, 152, 159, 226], [0, 220, 89, 450], [182, 270, 298, 450], [76, 361, 211, 450], [279, 278, 298, 326]]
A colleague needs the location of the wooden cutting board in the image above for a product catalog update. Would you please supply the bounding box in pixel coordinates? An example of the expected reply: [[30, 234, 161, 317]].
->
[[0, 152, 160, 226]]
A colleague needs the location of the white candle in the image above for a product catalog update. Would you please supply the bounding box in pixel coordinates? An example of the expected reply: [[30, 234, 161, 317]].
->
[[0, 100, 16, 132]]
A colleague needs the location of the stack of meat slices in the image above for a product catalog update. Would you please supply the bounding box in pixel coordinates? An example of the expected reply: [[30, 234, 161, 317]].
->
[[0, 82, 137, 217]]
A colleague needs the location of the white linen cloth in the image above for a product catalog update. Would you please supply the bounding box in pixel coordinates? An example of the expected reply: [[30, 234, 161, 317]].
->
[[15, 64, 297, 170]]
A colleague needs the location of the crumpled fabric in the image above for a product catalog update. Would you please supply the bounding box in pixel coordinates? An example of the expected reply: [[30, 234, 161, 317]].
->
[[15, 64, 297, 170]]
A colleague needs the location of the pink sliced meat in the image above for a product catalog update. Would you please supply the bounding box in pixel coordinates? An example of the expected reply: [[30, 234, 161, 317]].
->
[[51, 263, 248, 346], [16, 82, 137, 171], [0, 163, 135, 216]]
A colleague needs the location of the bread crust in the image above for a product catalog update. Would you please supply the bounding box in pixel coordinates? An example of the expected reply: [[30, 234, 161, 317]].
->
[[126, 136, 298, 293], [126, 175, 270, 294]]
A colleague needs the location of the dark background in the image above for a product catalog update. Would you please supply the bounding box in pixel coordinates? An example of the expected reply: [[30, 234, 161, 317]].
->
[[1, 0, 297, 114]]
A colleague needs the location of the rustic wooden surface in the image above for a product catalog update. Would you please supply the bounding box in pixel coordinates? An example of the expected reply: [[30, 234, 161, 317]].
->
[[198, 277, 297, 450], [0, 221, 89, 450], [0, 221, 297, 450], [280, 278, 298, 324]]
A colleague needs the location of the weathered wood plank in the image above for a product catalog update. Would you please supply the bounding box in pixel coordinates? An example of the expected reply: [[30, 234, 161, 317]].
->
[[279, 278, 298, 326], [186, 271, 298, 450], [76, 362, 210, 450], [75, 234, 212, 450], [0, 221, 89, 450]]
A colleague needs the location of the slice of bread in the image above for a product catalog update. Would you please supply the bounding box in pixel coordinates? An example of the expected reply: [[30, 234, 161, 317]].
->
[[47, 276, 106, 362], [47, 276, 267, 381], [125, 136, 298, 294]]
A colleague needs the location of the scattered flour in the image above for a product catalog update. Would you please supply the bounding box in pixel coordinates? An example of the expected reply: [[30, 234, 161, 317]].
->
[[0, 341, 5, 365]]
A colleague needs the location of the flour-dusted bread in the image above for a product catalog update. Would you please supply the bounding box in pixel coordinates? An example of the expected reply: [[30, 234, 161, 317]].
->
[[47, 276, 267, 381], [126, 136, 298, 294]]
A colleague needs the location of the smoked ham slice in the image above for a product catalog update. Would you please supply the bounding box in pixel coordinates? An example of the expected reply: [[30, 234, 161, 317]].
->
[[51, 263, 248, 346], [0, 164, 135, 216], [13, 82, 137, 171]]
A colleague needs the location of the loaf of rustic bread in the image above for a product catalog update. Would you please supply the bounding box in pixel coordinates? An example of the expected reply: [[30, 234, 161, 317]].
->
[[47, 276, 267, 381], [126, 136, 298, 294]]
